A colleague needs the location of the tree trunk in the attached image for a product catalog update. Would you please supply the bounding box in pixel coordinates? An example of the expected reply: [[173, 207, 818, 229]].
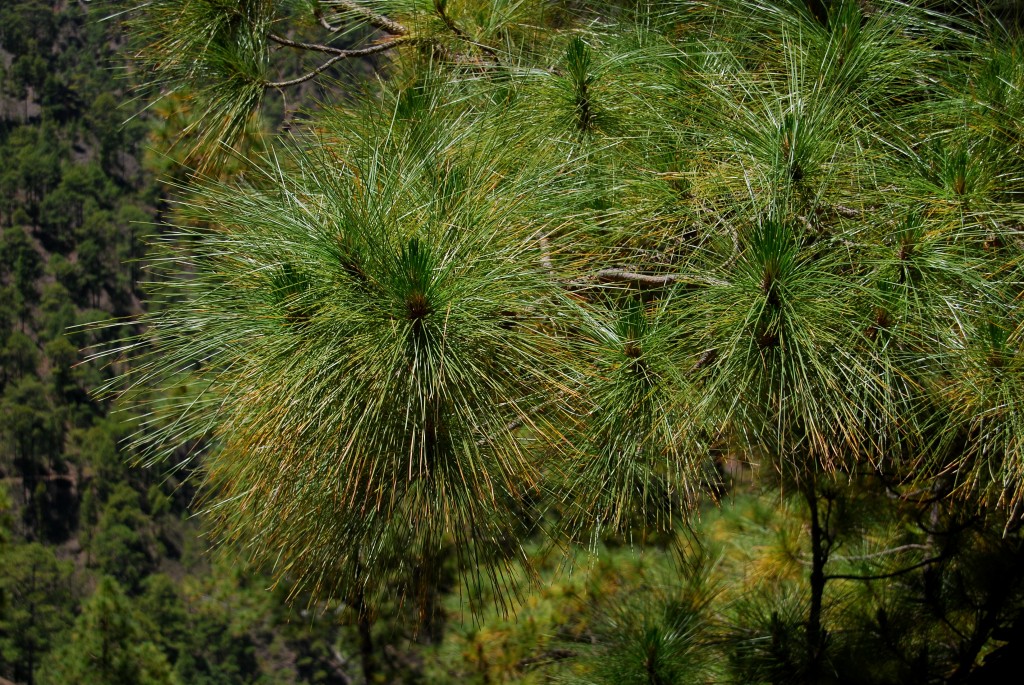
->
[[353, 586, 377, 684], [805, 485, 829, 680], [414, 545, 446, 645]]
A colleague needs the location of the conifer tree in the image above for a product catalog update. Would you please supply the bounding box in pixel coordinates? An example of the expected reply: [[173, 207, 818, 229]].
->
[[113, 3, 1024, 679], [37, 576, 177, 685]]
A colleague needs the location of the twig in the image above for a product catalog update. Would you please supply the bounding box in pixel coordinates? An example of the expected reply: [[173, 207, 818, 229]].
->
[[829, 543, 929, 562], [314, 5, 340, 32], [435, 0, 468, 39], [584, 268, 728, 288], [269, 33, 373, 56], [826, 555, 943, 581], [264, 38, 411, 88]]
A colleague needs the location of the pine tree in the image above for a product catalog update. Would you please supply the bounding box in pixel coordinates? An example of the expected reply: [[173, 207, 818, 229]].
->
[[36, 576, 177, 685], [111, 1, 1024, 679]]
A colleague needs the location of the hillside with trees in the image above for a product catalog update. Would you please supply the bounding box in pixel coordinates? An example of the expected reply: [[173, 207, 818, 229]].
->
[[5, 1, 1024, 684], [0, 2, 374, 683]]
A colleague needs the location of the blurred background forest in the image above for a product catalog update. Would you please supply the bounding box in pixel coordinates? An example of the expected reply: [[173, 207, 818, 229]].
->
[[3, 2, 1024, 685], [0, 2, 388, 683]]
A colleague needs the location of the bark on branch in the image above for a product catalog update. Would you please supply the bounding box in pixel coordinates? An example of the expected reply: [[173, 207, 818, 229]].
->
[[582, 268, 728, 289], [833, 204, 862, 218], [264, 37, 412, 88], [268, 32, 391, 56]]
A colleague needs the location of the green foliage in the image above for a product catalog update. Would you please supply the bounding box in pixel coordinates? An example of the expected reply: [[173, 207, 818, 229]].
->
[[0, 485, 11, 544], [37, 576, 177, 685], [579, 551, 718, 684], [1, 376, 62, 483], [124, 0, 288, 163], [88, 483, 159, 594], [564, 298, 715, 542], [0, 543, 75, 684], [125, 94, 572, 607], [109, 0, 1024, 616]]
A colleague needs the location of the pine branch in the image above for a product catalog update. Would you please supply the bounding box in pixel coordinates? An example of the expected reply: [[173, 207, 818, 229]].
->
[[264, 38, 411, 88], [432, 0, 500, 62], [580, 268, 728, 288], [268, 33, 370, 56], [332, 0, 409, 36], [829, 544, 930, 562], [826, 556, 944, 582], [314, 4, 340, 32]]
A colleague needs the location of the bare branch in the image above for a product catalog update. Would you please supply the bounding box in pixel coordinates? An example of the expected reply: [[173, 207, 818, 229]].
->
[[584, 268, 728, 288], [314, 5, 341, 32], [434, 0, 468, 39], [269, 33, 360, 56], [826, 555, 943, 582], [265, 54, 349, 88], [264, 38, 411, 88], [830, 543, 930, 562]]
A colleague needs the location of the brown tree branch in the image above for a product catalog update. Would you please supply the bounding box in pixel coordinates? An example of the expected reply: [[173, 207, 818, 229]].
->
[[584, 268, 728, 288], [314, 5, 341, 32], [268, 32, 364, 56], [264, 38, 411, 88]]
